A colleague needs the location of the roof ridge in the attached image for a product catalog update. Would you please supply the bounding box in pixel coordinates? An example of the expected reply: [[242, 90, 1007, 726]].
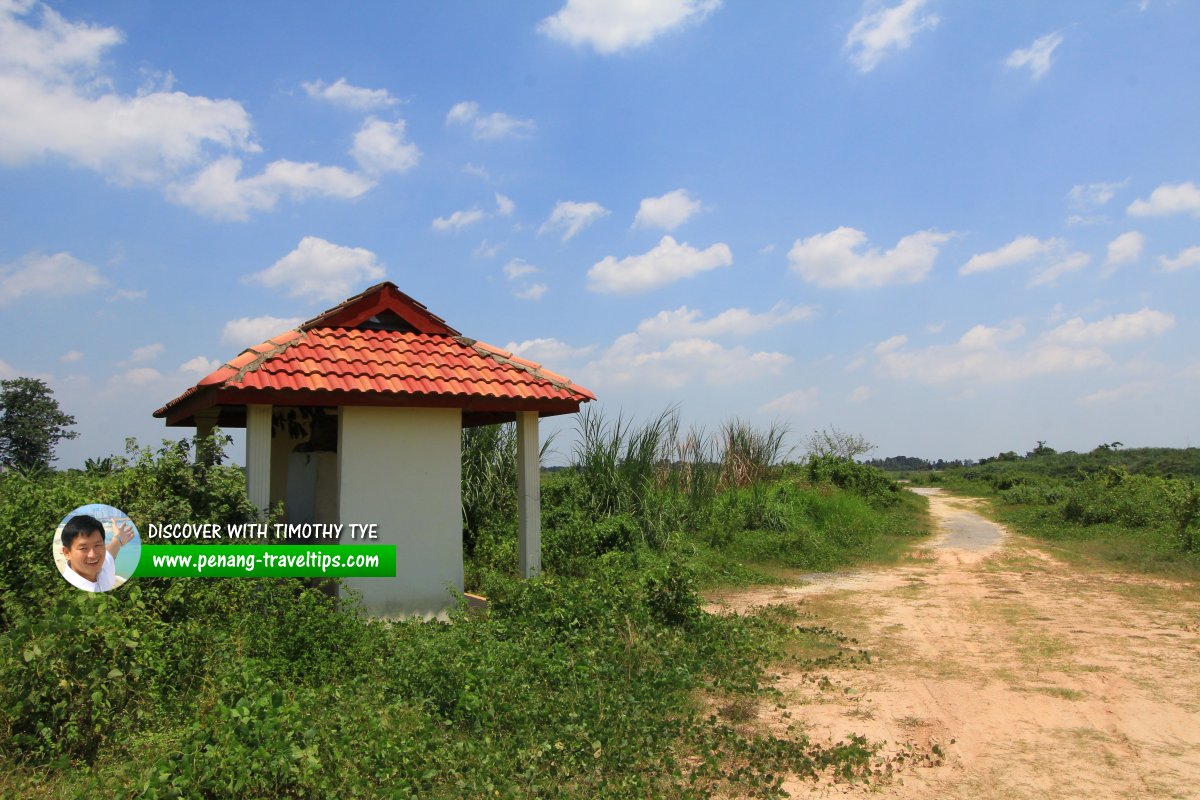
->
[[228, 330, 306, 384], [456, 335, 590, 398]]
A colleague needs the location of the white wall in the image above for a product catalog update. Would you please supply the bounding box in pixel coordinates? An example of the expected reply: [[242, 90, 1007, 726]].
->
[[337, 406, 463, 617]]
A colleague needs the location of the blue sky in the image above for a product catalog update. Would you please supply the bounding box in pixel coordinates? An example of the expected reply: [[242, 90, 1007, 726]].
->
[[2, 0, 1198, 467]]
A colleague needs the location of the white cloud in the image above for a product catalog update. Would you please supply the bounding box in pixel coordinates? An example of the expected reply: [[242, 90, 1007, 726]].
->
[[515, 283, 548, 301], [845, 0, 940, 73], [0, 2, 257, 184], [537, 0, 720, 54], [587, 235, 732, 294], [0, 251, 108, 306], [505, 338, 595, 365], [1127, 182, 1200, 217], [876, 309, 1175, 386], [168, 157, 374, 221], [1160, 246, 1200, 272], [473, 240, 501, 259], [301, 78, 398, 110], [762, 388, 819, 415], [1102, 231, 1144, 275], [848, 386, 875, 404], [463, 163, 490, 179], [960, 235, 1060, 275], [582, 335, 791, 390], [877, 322, 1109, 384], [503, 259, 538, 279], [540, 200, 610, 241], [1043, 308, 1175, 346], [432, 207, 485, 232], [1078, 381, 1155, 406], [634, 302, 815, 339], [61, 350, 83, 363], [633, 188, 702, 230], [178, 355, 222, 376], [125, 343, 163, 364], [788, 226, 950, 288], [109, 367, 163, 388], [874, 334, 908, 354], [221, 315, 304, 349], [246, 237, 385, 302], [495, 193, 515, 217], [1005, 32, 1063, 80], [1028, 251, 1090, 288], [445, 101, 535, 140], [1067, 180, 1127, 208], [109, 288, 146, 302], [350, 118, 420, 174], [0, 359, 14, 379]]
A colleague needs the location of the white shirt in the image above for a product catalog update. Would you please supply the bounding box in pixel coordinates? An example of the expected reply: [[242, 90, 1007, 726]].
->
[[63, 551, 116, 592]]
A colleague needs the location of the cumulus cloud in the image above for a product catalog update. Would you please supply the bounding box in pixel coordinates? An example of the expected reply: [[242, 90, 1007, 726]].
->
[[1028, 251, 1090, 288], [446, 101, 535, 140], [124, 343, 164, 365], [301, 78, 398, 110], [960, 235, 1061, 275], [1127, 181, 1200, 218], [109, 288, 147, 302], [503, 259, 538, 279], [1102, 231, 1144, 275], [582, 335, 791, 390], [495, 193, 515, 216], [432, 207, 486, 232], [178, 355, 222, 376], [0, 251, 108, 306], [634, 302, 815, 339], [0, 2, 256, 184], [1077, 381, 1155, 407], [1067, 180, 1127, 208], [1160, 246, 1200, 273], [537, 0, 720, 54], [505, 338, 596, 365], [350, 118, 420, 174], [221, 315, 304, 348], [875, 308, 1174, 385], [246, 237, 385, 302], [845, 0, 940, 73], [515, 283, 548, 301], [761, 388, 819, 415], [633, 188, 702, 230], [788, 226, 950, 288], [1005, 32, 1063, 80], [61, 350, 83, 363], [1042, 308, 1175, 346], [540, 200, 610, 241], [848, 386, 875, 404], [168, 157, 374, 221], [587, 236, 732, 294]]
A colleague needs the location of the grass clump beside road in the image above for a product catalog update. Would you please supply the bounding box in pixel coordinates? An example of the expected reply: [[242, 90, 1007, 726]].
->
[[907, 446, 1200, 580], [2, 411, 923, 798]]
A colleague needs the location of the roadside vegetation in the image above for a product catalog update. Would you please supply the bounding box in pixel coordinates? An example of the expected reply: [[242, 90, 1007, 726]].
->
[[1, 409, 925, 798], [902, 443, 1200, 579]]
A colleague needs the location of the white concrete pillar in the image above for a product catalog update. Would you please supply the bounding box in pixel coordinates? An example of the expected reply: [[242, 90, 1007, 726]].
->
[[245, 404, 273, 516], [516, 411, 541, 578], [194, 408, 219, 439]]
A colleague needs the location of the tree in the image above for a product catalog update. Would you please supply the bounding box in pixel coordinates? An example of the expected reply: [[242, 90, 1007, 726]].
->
[[0, 378, 78, 469], [804, 426, 875, 461]]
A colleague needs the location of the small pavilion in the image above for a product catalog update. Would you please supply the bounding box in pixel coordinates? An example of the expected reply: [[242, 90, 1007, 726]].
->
[[155, 282, 595, 616]]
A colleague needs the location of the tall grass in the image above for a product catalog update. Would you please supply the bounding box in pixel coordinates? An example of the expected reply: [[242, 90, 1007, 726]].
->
[[719, 418, 789, 488]]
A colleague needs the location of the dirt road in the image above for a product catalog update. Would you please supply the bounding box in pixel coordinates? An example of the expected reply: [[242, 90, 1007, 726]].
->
[[706, 489, 1200, 799]]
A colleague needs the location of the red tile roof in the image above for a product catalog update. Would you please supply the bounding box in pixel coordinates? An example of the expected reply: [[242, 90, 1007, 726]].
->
[[155, 282, 594, 427]]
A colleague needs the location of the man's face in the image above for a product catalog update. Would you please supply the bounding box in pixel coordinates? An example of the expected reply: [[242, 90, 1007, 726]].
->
[[64, 530, 105, 581]]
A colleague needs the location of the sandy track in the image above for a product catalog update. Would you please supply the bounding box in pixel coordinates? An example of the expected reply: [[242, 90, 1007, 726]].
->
[[705, 489, 1200, 799]]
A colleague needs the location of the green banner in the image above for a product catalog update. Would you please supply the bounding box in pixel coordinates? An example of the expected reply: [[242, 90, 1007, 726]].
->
[[135, 545, 396, 578]]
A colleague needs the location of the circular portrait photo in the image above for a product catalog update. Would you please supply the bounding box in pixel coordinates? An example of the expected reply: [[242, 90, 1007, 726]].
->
[[53, 504, 142, 593]]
